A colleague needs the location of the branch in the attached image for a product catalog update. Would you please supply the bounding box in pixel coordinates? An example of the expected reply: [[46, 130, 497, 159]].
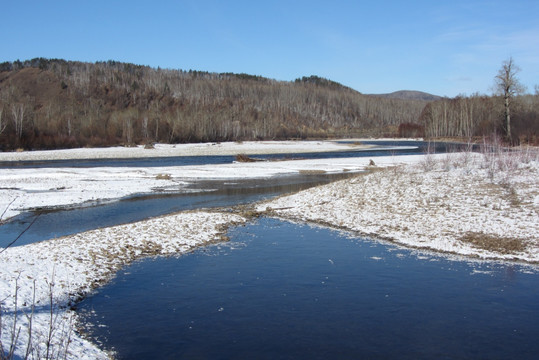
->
[[0, 213, 41, 254], [1, 197, 18, 223]]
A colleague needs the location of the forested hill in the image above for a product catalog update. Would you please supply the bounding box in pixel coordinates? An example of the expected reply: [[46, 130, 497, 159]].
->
[[0, 59, 428, 150], [1, 58, 537, 150]]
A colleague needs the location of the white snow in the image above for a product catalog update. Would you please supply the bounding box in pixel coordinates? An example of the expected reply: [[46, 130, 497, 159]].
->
[[0, 141, 400, 220], [258, 151, 539, 263], [1, 140, 538, 359], [0, 140, 376, 161]]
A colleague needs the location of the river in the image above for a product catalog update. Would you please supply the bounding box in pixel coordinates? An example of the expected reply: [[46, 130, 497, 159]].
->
[[1, 140, 453, 247], [3, 140, 537, 359], [78, 218, 539, 359]]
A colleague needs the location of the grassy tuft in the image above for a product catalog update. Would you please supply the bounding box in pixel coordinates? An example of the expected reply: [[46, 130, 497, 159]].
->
[[460, 232, 527, 254], [156, 173, 172, 180], [298, 169, 327, 175]]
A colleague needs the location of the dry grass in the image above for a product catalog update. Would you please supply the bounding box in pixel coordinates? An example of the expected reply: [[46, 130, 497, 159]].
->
[[298, 169, 327, 175], [460, 232, 527, 254], [235, 154, 260, 162], [155, 173, 172, 180]]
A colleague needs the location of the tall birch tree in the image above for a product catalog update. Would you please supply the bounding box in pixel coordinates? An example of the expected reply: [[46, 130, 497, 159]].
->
[[494, 57, 525, 142]]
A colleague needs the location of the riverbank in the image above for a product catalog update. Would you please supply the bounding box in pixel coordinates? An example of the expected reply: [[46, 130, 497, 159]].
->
[[258, 150, 539, 263], [0, 140, 407, 359], [0, 211, 246, 359], [0, 140, 376, 161], [0, 141, 410, 221], [2, 140, 538, 359]]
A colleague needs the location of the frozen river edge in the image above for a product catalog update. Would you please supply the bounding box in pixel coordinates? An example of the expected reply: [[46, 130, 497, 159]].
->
[[1, 140, 538, 359]]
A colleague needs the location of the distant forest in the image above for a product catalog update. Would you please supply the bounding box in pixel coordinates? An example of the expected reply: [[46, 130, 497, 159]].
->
[[0, 58, 537, 150]]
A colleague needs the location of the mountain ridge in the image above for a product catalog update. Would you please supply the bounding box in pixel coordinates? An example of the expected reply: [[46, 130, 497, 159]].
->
[[368, 90, 441, 101]]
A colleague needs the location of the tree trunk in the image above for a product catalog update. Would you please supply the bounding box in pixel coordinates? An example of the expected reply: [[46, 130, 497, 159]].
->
[[505, 94, 511, 141]]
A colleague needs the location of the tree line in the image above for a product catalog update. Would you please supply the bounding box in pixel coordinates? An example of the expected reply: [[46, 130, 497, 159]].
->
[[420, 58, 538, 144], [0, 58, 537, 150], [419, 92, 538, 143]]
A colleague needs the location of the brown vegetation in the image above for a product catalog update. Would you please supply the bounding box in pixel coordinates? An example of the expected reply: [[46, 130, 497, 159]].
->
[[235, 154, 262, 162], [460, 232, 527, 254], [420, 94, 539, 144], [0, 58, 537, 151], [0, 59, 427, 151]]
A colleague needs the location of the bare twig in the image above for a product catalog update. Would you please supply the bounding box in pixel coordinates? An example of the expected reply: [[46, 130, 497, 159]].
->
[[46, 273, 56, 360], [0, 213, 40, 255], [0, 198, 18, 223], [5, 279, 21, 360], [24, 281, 36, 359]]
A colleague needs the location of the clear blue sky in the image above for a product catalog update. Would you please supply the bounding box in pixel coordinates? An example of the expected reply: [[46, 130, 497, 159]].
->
[[2, 0, 538, 97]]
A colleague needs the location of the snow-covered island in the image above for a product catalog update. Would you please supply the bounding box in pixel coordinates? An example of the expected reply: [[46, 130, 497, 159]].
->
[[258, 150, 539, 263], [0, 140, 377, 220], [1, 140, 538, 359]]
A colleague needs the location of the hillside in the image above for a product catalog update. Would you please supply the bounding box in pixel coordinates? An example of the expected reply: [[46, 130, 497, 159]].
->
[[0, 58, 428, 150], [2, 58, 536, 150]]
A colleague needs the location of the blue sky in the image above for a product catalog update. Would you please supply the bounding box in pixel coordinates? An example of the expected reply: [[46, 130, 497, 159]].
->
[[2, 0, 538, 97]]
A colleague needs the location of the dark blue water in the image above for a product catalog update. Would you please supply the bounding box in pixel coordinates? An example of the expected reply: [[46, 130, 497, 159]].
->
[[78, 218, 539, 360], [0, 141, 468, 169]]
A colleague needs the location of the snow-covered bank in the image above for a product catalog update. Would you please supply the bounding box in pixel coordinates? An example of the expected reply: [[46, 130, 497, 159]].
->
[[3, 140, 538, 358], [0, 150, 404, 221], [258, 152, 539, 263], [0, 211, 246, 359], [0, 140, 376, 161]]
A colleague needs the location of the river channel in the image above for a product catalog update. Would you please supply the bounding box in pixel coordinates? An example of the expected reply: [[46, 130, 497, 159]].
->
[[0, 140, 447, 247], [3, 140, 537, 359], [78, 219, 539, 359]]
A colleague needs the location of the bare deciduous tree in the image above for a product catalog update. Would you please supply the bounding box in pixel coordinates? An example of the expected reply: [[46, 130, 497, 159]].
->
[[0, 106, 6, 135], [11, 103, 25, 139], [494, 57, 526, 142]]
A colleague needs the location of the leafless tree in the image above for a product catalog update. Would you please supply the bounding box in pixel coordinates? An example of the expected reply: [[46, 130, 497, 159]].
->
[[494, 57, 526, 142], [0, 107, 6, 135], [11, 103, 25, 139]]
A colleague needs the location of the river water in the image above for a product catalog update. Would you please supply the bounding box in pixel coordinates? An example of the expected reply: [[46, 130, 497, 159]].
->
[[0, 172, 354, 247], [3, 140, 537, 359], [78, 218, 539, 359], [0, 140, 439, 169], [0, 141, 463, 247]]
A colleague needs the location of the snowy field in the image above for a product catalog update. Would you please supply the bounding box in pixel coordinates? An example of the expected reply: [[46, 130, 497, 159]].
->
[[1, 140, 538, 359], [0, 140, 375, 161], [259, 150, 539, 263]]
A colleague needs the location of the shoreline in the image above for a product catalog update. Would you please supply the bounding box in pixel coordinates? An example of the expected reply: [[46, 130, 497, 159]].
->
[[0, 210, 247, 359], [257, 151, 539, 264], [0, 140, 383, 161], [2, 140, 538, 359], [0, 143, 419, 221]]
